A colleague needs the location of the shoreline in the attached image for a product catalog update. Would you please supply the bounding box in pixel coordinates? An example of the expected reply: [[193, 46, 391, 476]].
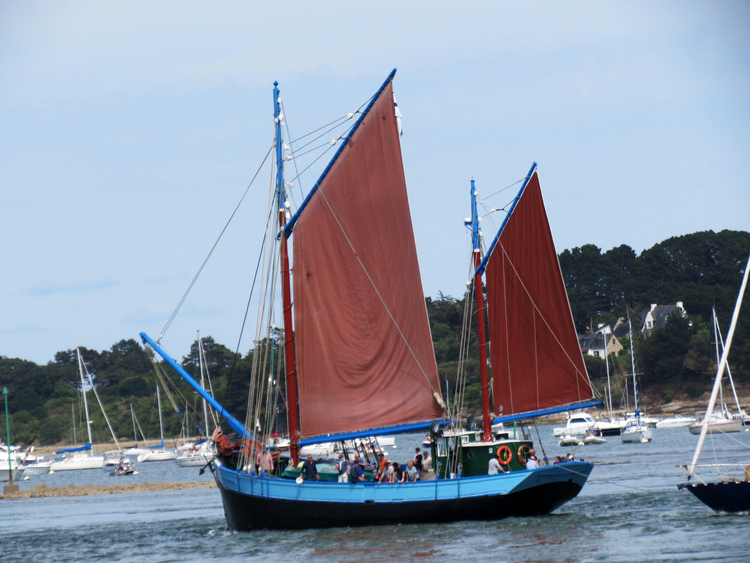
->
[[1, 480, 216, 500]]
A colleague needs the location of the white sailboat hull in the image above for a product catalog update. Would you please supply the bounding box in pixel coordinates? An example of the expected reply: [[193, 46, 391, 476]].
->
[[137, 450, 177, 462], [175, 451, 213, 467], [621, 426, 653, 443], [688, 419, 742, 434], [50, 455, 105, 470]]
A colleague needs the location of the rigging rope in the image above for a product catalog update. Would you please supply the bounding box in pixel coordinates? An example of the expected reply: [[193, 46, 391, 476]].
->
[[158, 145, 274, 341]]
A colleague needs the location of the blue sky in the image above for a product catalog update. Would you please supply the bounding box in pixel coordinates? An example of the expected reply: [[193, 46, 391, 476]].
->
[[2, 1, 749, 364]]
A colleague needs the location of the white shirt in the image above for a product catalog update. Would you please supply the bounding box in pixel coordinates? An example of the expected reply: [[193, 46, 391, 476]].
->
[[488, 457, 502, 475], [526, 458, 540, 470]]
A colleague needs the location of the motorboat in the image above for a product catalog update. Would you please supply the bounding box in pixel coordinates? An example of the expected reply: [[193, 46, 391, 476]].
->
[[558, 434, 584, 447], [656, 415, 697, 429], [582, 429, 607, 445], [553, 413, 596, 437], [19, 459, 54, 476]]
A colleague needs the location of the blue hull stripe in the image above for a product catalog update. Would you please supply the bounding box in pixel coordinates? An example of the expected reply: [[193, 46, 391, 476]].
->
[[214, 460, 593, 504]]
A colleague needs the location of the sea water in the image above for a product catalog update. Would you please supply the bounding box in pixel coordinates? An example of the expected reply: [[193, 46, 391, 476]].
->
[[2, 426, 749, 563]]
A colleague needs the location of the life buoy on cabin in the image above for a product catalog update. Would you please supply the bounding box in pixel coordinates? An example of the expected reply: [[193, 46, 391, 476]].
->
[[517, 444, 531, 465], [497, 445, 512, 466]]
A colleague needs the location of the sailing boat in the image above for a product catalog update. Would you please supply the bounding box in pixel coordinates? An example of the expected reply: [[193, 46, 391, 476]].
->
[[140, 71, 595, 531], [175, 332, 215, 467], [122, 404, 150, 456], [678, 251, 750, 512], [137, 386, 177, 462], [50, 348, 106, 470], [621, 319, 653, 443], [687, 309, 743, 435]]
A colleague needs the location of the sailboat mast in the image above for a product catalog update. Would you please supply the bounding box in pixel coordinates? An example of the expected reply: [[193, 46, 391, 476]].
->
[[198, 333, 210, 438], [470, 180, 493, 442], [628, 319, 639, 423], [274, 81, 300, 465], [157, 385, 165, 445], [689, 251, 750, 474], [712, 310, 725, 410], [76, 348, 94, 449], [603, 334, 613, 418]]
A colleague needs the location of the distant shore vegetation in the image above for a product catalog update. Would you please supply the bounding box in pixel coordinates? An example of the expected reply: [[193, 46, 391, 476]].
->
[[2, 229, 748, 446]]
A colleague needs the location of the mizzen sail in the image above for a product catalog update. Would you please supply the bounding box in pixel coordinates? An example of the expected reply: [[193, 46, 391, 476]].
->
[[484, 169, 592, 416], [292, 78, 444, 438]]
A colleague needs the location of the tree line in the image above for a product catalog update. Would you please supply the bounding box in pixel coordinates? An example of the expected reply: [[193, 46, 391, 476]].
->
[[1, 229, 748, 446]]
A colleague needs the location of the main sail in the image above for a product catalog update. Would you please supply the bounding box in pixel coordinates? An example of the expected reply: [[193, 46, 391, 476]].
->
[[291, 77, 444, 438], [484, 168, 592, 416]]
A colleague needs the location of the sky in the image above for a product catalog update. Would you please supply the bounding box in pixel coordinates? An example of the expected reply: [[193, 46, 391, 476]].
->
[[2, 1, 749, 365]]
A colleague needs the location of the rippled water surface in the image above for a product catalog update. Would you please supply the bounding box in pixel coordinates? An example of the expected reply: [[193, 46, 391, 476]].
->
[[2, 426, 749, 562]]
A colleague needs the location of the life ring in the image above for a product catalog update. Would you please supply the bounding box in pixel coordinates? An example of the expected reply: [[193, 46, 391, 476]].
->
[[517, 444, 531, 465], [497, 445, 512, 466]]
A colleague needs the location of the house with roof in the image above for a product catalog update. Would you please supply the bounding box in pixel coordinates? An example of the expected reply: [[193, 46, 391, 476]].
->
[[640, 301, 687, 336], [579, 330, 623, 358]]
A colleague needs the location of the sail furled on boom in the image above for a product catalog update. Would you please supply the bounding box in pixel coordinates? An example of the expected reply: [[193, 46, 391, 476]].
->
[[292, 79, 444, 438], [484, 170, 593, 416]]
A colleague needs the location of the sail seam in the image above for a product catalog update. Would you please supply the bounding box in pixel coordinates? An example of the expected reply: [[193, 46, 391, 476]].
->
[[310, 183, 441, 400], [498, 242, 590, 392]]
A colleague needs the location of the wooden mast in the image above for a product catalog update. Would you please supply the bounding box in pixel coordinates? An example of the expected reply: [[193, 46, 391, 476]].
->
[[274, 81, 300, 465], [470, 180, 493, 442]]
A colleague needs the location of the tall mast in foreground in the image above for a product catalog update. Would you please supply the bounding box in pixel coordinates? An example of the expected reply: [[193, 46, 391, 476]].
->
[[469, 180, 493, 442], [274, 81, 300, 465], [689, 251, 750, 475]]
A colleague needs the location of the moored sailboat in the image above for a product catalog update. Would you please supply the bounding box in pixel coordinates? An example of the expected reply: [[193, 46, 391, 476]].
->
[[621, 319, 653, 443], [140, 71, 595, 530], [50, 348, 106, 471], [678, 251, 750, 512]]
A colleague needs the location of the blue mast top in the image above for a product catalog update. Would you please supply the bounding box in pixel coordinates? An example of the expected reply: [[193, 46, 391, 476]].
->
[[274, 81, 287, 216], [474, 162, 537, 277], [469, 179, 480, 252], [283, 69, 398, 236]]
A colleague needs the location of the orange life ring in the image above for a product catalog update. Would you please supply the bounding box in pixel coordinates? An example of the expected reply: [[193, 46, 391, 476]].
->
[[497, 445, 512, 466], [517, 444, 531, 465]]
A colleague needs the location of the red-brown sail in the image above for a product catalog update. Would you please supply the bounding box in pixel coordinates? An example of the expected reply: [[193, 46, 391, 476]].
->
[[485, 171, 592, 416], [291, 80, 444, 438]]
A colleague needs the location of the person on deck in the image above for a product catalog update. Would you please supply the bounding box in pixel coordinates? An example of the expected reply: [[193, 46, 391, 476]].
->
[[378, 461, 394, 484], [350, 454, 368, 482], [488, 451, 507, 475], [259, 447, 274, 474], [337, 454, 350, 483], [421, 450, 435, 480], [377, 453, 389, 476], [413, 448, 423, 474], [401, 460, 418, 483], [301, 454, 319, 481], [525, 448, 540, 470]]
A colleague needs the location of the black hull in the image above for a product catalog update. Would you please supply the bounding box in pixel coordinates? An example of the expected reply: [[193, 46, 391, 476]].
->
[[216, 478, 585, 531], [678, 480, 750, 513]]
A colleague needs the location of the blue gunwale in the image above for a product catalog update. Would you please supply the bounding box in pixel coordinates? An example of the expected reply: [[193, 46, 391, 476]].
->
[[214, 459, 593, 504]]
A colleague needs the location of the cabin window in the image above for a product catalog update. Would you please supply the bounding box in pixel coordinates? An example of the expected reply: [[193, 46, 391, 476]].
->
[[460, 435, 469, 444], [437, 438, 447, 458], [571, 418, 587, 424]]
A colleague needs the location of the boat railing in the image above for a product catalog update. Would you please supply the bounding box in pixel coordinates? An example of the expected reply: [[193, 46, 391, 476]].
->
[[681, 462, 750, 484]]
